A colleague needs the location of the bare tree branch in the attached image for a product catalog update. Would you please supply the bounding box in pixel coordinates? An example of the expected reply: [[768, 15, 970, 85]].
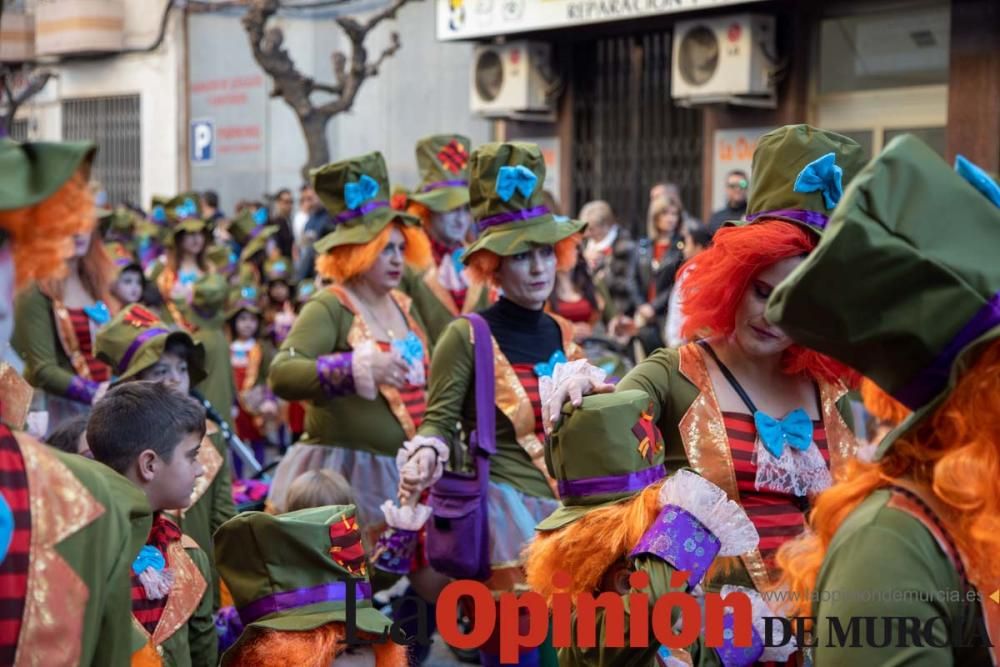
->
[[1, 67, 54, 135]]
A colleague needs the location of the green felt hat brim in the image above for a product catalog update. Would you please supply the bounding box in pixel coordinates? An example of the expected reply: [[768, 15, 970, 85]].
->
[[408, 186, 469, 213], [112, 331, 207, 386], [240, 227, 278, 262], [226, 304, 262, 322], [220, 604, 392, 666], [723, 213, 826, 237], [463, 215, 584, 263], [0, 140, 96, 210], [535, 495, 637, 532], [314, 208, 421, 254]]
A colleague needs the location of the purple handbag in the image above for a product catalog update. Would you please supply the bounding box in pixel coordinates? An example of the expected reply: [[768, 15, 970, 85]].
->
[[425, 313, 496, 581]]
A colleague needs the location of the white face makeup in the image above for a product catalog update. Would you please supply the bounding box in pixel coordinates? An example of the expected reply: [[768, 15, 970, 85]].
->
[[497, 245, 557, 311], [359, 226, 406, 294], [431, 206, 472, 247]]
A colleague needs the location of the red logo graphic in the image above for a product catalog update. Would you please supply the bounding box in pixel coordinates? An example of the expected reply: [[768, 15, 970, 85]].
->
[[632, 407, 663, 463], [124, 306, 160, 329], [437, 140, 469, 174]]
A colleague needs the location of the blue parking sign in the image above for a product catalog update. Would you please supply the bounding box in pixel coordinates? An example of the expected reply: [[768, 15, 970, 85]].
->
[[191, 119, 214, 164]]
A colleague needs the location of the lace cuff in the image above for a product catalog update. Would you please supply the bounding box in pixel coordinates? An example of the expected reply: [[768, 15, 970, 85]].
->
[[372, 500, 431, 575], [539, 359, 608, 411], [316, 352, 356, 398], [351, 340, 377, 400], [718, 585, 798, 665], [66, 376, 99, 404], [395, 434, 450, 487], [657, 470, 758, 556]]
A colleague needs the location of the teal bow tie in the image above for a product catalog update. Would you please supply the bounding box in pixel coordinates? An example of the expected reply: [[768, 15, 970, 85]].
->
[[534, 350, 567, 378], [83, 301, 110, 326], [754, 408, 813, 459]]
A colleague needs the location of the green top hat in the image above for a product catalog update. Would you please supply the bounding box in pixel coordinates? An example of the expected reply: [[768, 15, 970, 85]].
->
[[215, 505, 392, 663], [229, 206, 272, 247], [536, 389, 667, 532], [207, 243, 237, 274], [766, 135, 1000, 460], [311, 151, 420, 254], [163, 192, 207, 241], [104, 241, 143, 277], [463, 142, 583, 262], [100, 206, 139, 239], [95, 303, 207, 385], [0, 138, 96, 211], [188, 273, 230, 329], [739, 124, 867, 235], [407, 134, 472, 213]]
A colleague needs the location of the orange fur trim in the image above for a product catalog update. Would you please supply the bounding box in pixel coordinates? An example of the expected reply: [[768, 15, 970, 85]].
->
[[776, 339, 1000, 617], [465, 234, 581, 287], [860, 377, 911, 426], [0, 171, 94, 288], [231, 622, 405, 666], [315, 222, 433, 282]]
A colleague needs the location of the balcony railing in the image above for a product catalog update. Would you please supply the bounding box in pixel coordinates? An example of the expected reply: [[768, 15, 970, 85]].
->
[[0, 11, 35, 63], [34, 0, 125, 57]]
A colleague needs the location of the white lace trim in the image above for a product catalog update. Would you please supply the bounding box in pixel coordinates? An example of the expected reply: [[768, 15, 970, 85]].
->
[[539, 359, 608, 413], [657, 470, 759, 557], [395, 434, 450, 490], [352, 340, 378, 400], [754, 437, 832, 497], [380, 499, 433, 530], [720, 585, 798, 663]]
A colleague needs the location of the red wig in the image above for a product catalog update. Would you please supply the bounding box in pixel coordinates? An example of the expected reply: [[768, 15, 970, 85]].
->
[[466, 233, 581, 286], [315, 221, 433, 283], [679, 220, 855, 385]]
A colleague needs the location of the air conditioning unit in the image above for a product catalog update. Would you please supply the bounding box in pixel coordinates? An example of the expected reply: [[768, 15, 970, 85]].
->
[[470, 41, 554, 117], [671, 14, 776, 107]]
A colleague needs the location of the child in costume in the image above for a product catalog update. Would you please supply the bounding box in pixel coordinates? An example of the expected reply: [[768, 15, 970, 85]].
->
[[227, 296, 278, 473], [0, 137, 154, 666], [154, 193, 213, 313], [95, 303, 237, 607], [543, 126, 865, 601], [526, 390, 795, 666], [87, 382, 216, 666], [106, 241, 147, 306], [771, 136, 1000, 664], [214, 505, 406, 666], [229, 206, 279, 291]]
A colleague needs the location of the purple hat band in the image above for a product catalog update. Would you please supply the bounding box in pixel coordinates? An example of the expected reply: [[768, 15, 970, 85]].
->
[[894, 291, 1000, 410], [557, 464, 666, 499], [745, 208, 829, 230], [238, 580, 372, 626], [421, 179, 468, 193], [335, 200, 389, 224], [118, 328, 169, 375], [248, 224, 270, 240], [476, 205, 550, 234]]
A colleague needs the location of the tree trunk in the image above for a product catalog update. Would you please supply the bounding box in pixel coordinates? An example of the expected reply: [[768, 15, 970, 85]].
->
[[299, 111, 332, 180]]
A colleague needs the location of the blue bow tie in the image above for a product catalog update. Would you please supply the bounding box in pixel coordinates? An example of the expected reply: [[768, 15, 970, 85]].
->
[[754, 408, 813, 459], [344, 174, 380, 210], [392, 332, 425, 367], [83, 301, 111, 326], [793, 152, 844, 210], [495, 165, 538, 202], [534, 350, 567, 379]]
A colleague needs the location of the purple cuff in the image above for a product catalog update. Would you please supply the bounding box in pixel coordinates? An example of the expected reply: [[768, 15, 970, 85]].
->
[[317, 353, 355, 397], [630, 504, 721, 589], [66, 376, 100, 404], [714, 612, 764, 667], [214, 606, 245, 653], [422, 179, 468, 192], [372, 526, 419, 575]]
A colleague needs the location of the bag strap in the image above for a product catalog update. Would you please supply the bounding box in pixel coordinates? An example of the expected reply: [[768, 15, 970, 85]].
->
[[464, 313, 496, 457]]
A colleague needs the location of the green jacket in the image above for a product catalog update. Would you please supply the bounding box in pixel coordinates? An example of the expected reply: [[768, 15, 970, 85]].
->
[[268, 287, 429, 455], [813, 489, 991, 666], [4, 426, 152, 666], [192, 326, 236, 429]]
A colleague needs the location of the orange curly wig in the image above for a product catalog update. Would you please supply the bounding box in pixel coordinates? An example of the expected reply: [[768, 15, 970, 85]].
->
[[315, 222, 433, 283], [860, 377, 911, 426], [465, 234, 581, 287], [230, 622, 407, 666], [679, 220, 856, 386], [0, 171, 94, 288], [776, 339, 1000, 618], [37, 226, 115, 307]]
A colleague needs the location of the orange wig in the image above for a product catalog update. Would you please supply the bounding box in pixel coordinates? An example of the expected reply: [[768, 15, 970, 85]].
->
[[38, 226, 115, 307], [679, 220, 856, 386], [0, 171, 94, 288], [406, 201, 432, 229], [230, 622, 407, 666], [860, 377, 911, 426], [466, 234, 581, 287], [776, 339, 1000, 618], [316, 222, 433, 283]]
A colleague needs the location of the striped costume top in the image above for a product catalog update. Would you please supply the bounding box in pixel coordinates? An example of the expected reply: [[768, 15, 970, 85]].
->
[[67, 308, 110, 383], [0, 425, 30, 664]]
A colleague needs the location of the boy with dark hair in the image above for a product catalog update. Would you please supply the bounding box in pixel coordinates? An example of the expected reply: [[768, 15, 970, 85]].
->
[[88, 382, 217, 666]]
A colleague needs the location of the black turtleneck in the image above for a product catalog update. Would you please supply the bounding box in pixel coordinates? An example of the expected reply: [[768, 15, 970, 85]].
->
[[480, 297, 563, 364]]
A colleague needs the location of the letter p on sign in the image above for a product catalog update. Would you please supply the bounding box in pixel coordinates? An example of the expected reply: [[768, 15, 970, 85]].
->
[[191, 120, 214, 164]]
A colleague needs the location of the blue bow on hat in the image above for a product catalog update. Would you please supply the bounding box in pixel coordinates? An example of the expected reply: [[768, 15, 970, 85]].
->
[[253, 207, 269, 225], [754, 408, 814, 460], [344, 174, 380, 211], [151, 206, 167, 223], [241, 285, 258, 301], [496, 165, 538, 202], [83, 300, 111, 326], [392, 332, 425, 367], [0, 493, 13, 566], [534, 350, 567, 379], [793, 152, 844, 210], [175, 198, 199, 220], [955, 155, 1000, 209]]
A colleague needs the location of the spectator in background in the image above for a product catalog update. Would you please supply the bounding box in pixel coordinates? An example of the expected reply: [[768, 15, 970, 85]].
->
[[707, 169, 749, 234], [201, 190, 225, 226], [632, 195, 686, 352], [292, 183, 313, 243], [293, 184, 332, 283], [649, 181, 701, 228], [580, 200, 628, 277], [269, 188, 295, 258], [664, 223, 712, 348]]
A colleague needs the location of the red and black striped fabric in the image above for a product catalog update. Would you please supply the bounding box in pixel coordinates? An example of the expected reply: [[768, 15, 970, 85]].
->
[[130, 513, 181, 635], [0, 425, 30, 663], [512, 364, 545, 445], [429, 239, 468, 312], [377, 342, 426, 428], [67, 308, 111, 383], [722, 412, 830, 568]]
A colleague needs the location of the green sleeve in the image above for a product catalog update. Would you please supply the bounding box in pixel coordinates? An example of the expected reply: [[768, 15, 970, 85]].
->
[[12, 286, 80, 399], [400, 265, 454, 346], [193, 326, 235, 427], [418, 318, 474, 447], [268, 294, 348, 401], [209, 431, 237, 535], [258, 342, 275, 388], [185, 547, 219, 667], [617, 348, 676, 423]]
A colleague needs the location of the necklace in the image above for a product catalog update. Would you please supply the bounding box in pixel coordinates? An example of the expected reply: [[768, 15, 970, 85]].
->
[[343, 287, 405, 342]]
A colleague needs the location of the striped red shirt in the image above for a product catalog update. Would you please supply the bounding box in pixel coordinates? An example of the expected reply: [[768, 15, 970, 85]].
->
[[512, 364, 545, 445], [0, 425, 29, 663], [722, 412, 829, 568], [377, 342, 426, 428], [67, 308, 111, 383], [130, 514, 182, 635]]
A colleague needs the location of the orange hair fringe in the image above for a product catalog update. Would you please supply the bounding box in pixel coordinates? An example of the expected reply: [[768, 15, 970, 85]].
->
[[231, 622, 407, 666], [37, 226, 115, 307], [679, 220, 857, 387], [776, 339, 1000, 618], [465, 234, 581, 286], [0, 171, 94, 288], [315, 221, 433, 283], [406, 201, 432, 229], [860, 377, 911, 426]]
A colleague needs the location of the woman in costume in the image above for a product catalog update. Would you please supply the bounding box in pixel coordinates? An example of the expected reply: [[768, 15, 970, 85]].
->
[[772, 137, 1000, 665], [13, 221, 115, 430], [267, 151, 433, 543], [155, 193, 213, 316], [543, 126, 866, 599]]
